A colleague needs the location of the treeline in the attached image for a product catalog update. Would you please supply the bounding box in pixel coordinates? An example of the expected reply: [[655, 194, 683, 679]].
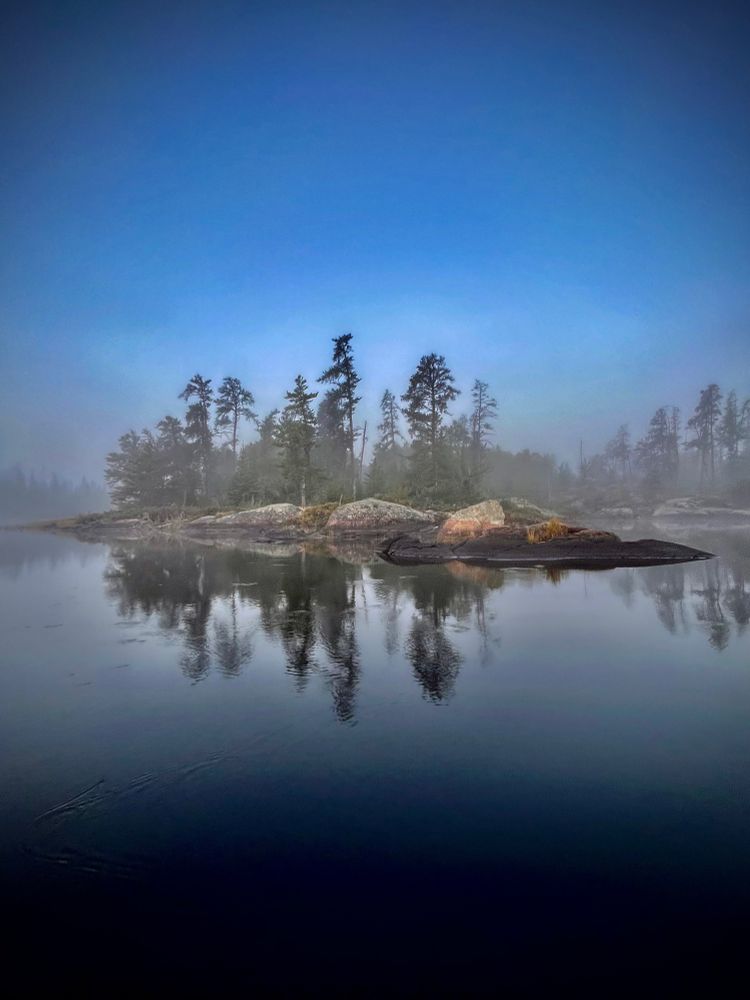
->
[[0, 466, 108, 524], [580, 384, 750, 498], [105, 334, 750, 513], [106, 333, 558, 510]]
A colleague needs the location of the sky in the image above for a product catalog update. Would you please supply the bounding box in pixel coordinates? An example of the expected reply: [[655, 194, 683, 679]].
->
[[1, 0, 749, 479]]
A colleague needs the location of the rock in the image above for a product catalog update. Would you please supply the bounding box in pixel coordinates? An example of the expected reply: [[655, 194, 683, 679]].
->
[[653, 497, 708, 518], [500, 497, 560, 525], [652, 497, 750, 523], [380, 532, 712, 568], [599, 506, 635, 520], [216, 504, 303, 527], [437, 500, 506, 542], [325, 498, 435, 533], [573, 528, 619, 541]]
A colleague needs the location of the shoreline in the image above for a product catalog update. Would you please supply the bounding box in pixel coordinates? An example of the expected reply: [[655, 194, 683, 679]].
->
[[13, 507, 716, 569]]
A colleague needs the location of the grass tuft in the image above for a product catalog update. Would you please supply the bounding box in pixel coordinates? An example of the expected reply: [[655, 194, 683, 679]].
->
[[299, 502, 340, 531], [526, 517, 569, 543]]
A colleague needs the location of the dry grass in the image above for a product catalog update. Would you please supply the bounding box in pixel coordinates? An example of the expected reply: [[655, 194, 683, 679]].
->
[[526, 517, 570, 543], [299, 502, 340, 531]]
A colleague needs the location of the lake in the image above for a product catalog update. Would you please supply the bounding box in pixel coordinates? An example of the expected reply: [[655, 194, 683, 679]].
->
[[1, 527, 749, 991]]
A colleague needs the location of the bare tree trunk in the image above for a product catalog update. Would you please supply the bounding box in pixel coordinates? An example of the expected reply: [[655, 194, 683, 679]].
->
[[359, 421, 367, 484], [348, 403, 357, 500]]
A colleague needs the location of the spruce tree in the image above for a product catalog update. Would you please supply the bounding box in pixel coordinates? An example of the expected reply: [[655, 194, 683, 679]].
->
[[318, 333, 361, 499], [720, 390, 742, 465], [179, 374, 214, 496], [469, 379, 498, 486], [275, 376, 318, 506], [215, 377, 256, 461], [686, 383, 722, 486], [368, 389, 406, 497], [401, 353, 459, 493]]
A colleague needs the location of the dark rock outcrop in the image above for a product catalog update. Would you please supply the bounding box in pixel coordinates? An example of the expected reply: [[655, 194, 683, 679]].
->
[[380, 532, 713, 568]]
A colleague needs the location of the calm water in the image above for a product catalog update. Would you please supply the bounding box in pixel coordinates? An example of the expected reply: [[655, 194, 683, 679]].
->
[[2, 527, 749, 991]]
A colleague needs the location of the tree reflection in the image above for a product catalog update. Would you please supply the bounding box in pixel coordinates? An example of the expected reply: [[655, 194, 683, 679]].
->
[[608, 545, 750, 650], [101, 534, 749, 721], [691, 562, 731, 651], [405, 614, 462, 702], [103, 542, 363, 719], [640, 565, 687, 635], [213, 593, 253, 677], [370, 560, 505, 701]]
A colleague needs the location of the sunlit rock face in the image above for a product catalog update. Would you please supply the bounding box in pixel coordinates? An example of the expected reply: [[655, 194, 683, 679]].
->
[[216, 504, 303, 527], [325, 498, 434, 532], [437, 500, 506, 543]]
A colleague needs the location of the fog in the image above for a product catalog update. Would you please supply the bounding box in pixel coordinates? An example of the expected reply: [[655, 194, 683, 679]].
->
[[1, 0, 748, 514]]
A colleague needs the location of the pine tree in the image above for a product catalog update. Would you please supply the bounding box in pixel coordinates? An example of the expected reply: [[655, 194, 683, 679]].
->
[[377, 389, 403, 451], [445, 414, 474, 501], [156, 415, 198, 505], [179, 374, 214, 496], [229, 410, 282, 506], [401, 353, 459, 493], [275, 376, 318, 506], [605, 425, 631, 480], [635, 407, 677, 488], [686, 383, 722, 486], [316, 391, 349, 490], [668, 407, 681, 481], [367, 390, 406, 497], [318, 333, 361, 499], [720, 391, 742, 465], [214, 376, 256, 461], [469, 379, 498, 486], [105, 429, 163, 507]]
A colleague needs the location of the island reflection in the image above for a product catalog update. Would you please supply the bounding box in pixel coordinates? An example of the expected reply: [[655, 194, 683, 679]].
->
[[102, 537, 749, 719]]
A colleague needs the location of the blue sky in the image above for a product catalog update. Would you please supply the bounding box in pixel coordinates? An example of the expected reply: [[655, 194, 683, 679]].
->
[[1, 0, 748, 477]]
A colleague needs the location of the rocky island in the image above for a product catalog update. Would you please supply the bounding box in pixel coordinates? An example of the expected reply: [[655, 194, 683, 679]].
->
[[32, 497, 713, 568]]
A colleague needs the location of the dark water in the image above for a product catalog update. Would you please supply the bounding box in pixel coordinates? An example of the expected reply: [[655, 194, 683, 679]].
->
[[1, 527, 749, 991]]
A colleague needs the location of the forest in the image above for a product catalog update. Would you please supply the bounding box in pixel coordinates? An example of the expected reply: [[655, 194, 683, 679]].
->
[[103, 334, 750, 513], [0, 467, 108, 524]]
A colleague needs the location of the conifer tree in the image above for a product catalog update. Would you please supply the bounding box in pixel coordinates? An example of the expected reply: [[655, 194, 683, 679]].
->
[[686, 383, 722, 485], [368, 389, 406, 496], [605, 425, 631, 479], [215, 376, 256, 461], [275, 376, 318, 506], [318, 334, 361, 498], [401, 353, 459, 492], [720, 390, 742, 466], [179, 374, 214, 495], [469, 379, 498, 485], [377, 389, 403, 451]]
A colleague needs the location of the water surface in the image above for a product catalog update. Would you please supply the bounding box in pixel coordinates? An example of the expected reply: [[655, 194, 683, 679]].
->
[[1, 528, 748, 990]]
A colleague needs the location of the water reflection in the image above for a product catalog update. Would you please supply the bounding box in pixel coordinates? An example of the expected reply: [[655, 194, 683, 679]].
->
[[100, 535, 750, 720], [609, 548, 749, 648], [0, 529, 100, 578], [103, 541, 507, 715]]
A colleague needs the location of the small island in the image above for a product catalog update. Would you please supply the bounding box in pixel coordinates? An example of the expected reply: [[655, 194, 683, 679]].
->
[[33, 497, 713, 569]]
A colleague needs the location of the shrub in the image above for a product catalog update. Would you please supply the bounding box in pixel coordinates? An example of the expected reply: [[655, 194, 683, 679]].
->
[[526, 517, 569, 543]]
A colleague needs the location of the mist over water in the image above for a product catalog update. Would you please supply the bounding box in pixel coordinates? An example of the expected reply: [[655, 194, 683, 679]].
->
[[2, 527, 748, 988]]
